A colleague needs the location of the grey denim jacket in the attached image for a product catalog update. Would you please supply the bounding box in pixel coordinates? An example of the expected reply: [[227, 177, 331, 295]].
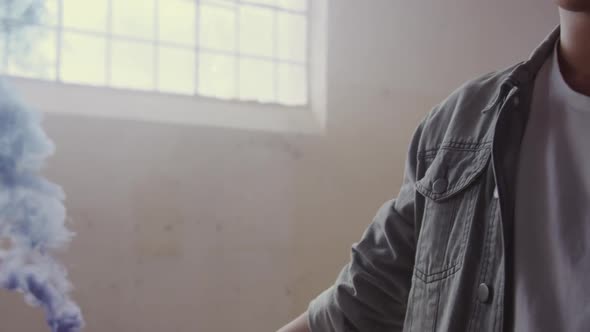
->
[[308, 28, 561, 332]]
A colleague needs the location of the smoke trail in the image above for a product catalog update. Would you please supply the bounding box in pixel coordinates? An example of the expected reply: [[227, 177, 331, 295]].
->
[[0, 0, 84, 331]]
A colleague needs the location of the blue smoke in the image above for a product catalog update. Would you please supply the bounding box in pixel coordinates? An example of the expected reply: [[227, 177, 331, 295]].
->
[[0, 82, 84, 332], [0, 0, 84, 331]]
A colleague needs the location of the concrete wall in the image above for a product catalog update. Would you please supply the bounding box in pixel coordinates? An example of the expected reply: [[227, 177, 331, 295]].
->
[[0, 0, 558, 331]]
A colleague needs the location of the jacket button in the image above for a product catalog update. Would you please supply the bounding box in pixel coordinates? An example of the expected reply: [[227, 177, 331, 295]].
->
[[478, 283, 491, 303], [513, 96, 520, 106], [432, 178, 448, 194]]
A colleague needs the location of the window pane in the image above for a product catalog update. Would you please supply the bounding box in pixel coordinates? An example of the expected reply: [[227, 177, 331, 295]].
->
[[200, 4, 235, 52], [110, 40, 154, 90], [61, 32, 106, 85], [6, 26, 56, 80], [277, 0, 307, 11], [277, 12, 306, 62], [198, 53, 235, 99], [201, 0, 234, 6], [63, 0, 108, 32], [112, 0, 155, 40], [243, 0, 276, 6], [158, 47, 195, 95], [239, 58, 274, 102], [278, 63, 306, 105], [0, 1, 46, 23], [43, 0, 59, 26], [239, 6, 273, 57], [159, 0, 195, 46]]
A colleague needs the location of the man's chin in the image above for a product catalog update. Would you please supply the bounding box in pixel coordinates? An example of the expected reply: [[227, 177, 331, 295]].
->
[[557, 1, 590, 13]]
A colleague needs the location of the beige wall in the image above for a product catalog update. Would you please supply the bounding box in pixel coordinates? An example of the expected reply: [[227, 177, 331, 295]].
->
[[0, 1, 557, 331]]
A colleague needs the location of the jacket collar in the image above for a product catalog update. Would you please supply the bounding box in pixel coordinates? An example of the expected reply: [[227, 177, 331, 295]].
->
[[482, 26, 560, 113], [508, 26, 561, 86]]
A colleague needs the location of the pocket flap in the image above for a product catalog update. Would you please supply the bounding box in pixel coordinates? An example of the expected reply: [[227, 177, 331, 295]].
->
[[416, 147, 491, 202]]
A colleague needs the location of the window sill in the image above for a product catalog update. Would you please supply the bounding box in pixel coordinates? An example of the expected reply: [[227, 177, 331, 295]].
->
[[7, 77, 326, 135]]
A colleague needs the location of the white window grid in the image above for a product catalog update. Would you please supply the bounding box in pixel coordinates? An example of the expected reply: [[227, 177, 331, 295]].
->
[[0, 0, 310, 106]]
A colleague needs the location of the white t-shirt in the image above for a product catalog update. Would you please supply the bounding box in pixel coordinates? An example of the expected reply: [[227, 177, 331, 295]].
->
[[514, 43, 590, 331]]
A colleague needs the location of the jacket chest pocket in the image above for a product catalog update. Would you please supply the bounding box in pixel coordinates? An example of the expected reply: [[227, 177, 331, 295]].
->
[[413, 146, 491, 281]]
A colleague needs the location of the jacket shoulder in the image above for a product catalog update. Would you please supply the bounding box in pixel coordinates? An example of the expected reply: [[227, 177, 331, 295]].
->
[[418, 64, 519, 152]]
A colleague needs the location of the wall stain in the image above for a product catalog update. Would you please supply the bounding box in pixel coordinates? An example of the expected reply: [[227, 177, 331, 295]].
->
[[131, 174, 185, 259], [236, 135, 304, 161]]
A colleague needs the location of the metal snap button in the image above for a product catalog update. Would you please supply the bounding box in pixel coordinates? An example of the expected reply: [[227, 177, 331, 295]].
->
[[513, 96, 520, 106], [432, 178, 448, 194], [478, 283, 491, 303]]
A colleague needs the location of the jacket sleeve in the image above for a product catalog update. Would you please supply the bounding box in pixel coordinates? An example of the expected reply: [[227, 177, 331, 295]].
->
[[307, 121, 423, 332]]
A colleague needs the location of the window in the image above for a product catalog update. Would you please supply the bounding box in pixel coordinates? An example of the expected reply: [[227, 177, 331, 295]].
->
[[1, 0, 309, 106]]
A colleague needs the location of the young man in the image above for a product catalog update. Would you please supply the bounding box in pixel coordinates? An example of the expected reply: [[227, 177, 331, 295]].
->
[[279, 1, 590, 331]]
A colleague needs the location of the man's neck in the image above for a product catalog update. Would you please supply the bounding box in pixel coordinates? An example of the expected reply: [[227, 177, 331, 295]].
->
[[559, 9, 590, 96]]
